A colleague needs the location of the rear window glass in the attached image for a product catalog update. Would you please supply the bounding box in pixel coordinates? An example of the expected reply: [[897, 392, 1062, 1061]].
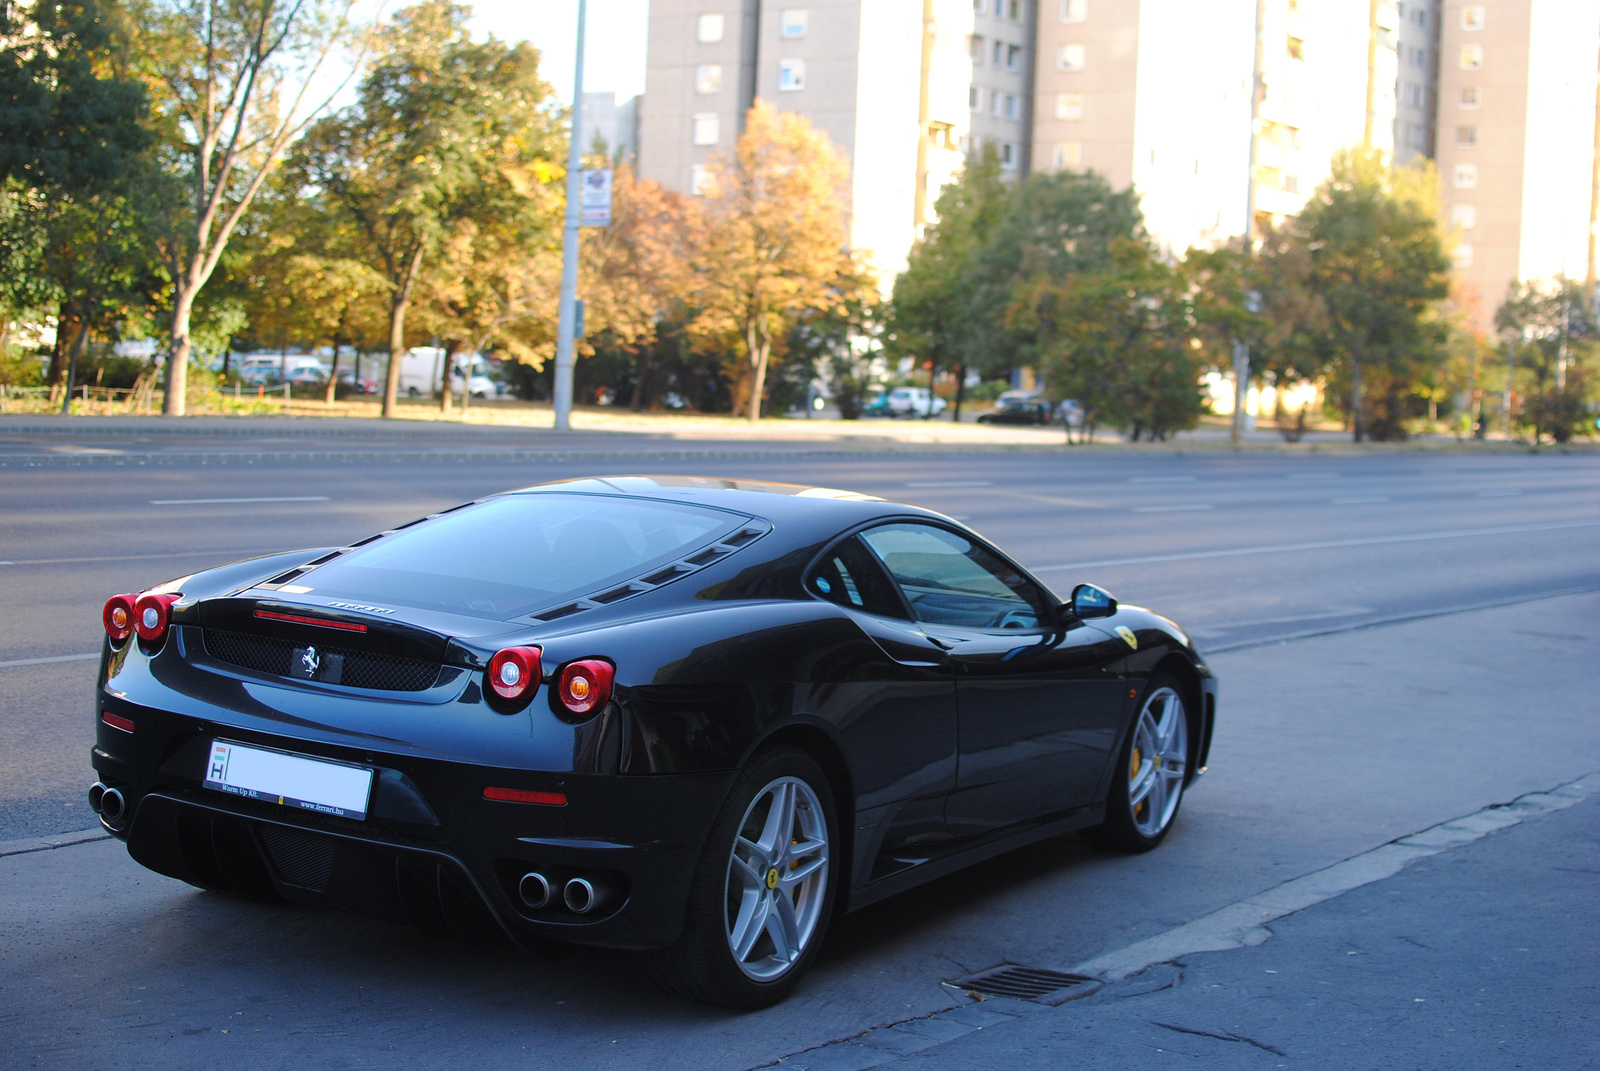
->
[[302, 493, 746, 618]]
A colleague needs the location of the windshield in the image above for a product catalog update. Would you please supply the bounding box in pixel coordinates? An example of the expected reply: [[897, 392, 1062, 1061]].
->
[[300, 493, 747, 618]]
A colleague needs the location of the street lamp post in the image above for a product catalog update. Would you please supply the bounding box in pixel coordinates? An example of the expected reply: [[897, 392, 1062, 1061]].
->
[[1234, 0, 1266, 447], [552, 0, 588, 432]]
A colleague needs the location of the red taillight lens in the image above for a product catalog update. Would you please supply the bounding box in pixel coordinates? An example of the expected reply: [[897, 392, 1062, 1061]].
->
[[482, 786, 567, 806], [487, 646, 542, 701], [103, 594, 136, 644], [132, 592, 179, 644], [557, 659, 614, 717]]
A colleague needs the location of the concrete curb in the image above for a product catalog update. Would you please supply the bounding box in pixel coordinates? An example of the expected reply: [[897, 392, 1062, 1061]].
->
[[0, 826, 108, 858]]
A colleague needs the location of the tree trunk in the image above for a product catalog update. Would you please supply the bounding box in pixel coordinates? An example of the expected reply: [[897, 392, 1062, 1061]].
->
[[382, 245, 426, 419], [459, 349, 472, 418], [952, 364, 967, 422], [745, 320, 770, 422], [324, 336, 342, 405], [47, 302, 75, 390], [60, 316, 91, 416], [440, 341, 457, 415], [163, 282, 198, 416], [1350, 337, 1365, 443], [631, 348, 651, 411]]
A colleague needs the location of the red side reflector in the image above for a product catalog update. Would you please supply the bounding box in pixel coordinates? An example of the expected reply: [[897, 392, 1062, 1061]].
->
[[253, 610, 368, 632], [101, 711, 135, 733], [482, 786, 567, 806]]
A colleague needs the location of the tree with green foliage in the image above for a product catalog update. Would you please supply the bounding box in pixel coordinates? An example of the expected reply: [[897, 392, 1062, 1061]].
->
[[133, 0, 358, 414], [1289, 149, 1451, 441], [1495, 277, 1597, 444], [889, 149, 1007, 419], [965, 169, 1145, 379], [294, 1, 563, 417], [1020, 236, 1206, 441]]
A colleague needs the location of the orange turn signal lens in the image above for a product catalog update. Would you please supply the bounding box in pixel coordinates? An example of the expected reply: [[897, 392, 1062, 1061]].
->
[[103, 594, 136, 644], [556, 659, 614, 718]]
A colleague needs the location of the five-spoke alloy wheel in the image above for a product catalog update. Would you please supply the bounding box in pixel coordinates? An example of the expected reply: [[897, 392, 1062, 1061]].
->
[[1087, 672, 1192, 852], [638, 747, 838, 1008]]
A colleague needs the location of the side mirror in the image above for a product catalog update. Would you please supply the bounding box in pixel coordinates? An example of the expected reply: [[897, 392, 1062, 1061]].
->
[[1070, 583, 1117, 620]]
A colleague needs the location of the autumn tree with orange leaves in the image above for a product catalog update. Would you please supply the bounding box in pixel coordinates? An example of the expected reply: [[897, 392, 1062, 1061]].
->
[[692, 102, 861, 421]]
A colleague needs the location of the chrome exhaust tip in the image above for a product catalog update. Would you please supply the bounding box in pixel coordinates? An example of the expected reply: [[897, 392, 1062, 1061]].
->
[[88, 782, 107, 814], [563, 876, 604, 915], [518, 871, 554, 910], [99, 787, 125, 824]]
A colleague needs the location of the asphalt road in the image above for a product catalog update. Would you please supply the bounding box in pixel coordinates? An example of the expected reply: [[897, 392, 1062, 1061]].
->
[[1, 430, 1597, 1069]]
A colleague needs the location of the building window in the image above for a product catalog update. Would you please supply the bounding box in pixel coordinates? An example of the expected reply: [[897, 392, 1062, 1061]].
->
[[1451, 204, 1476, 229], [1055, 92, 1083, 120], [1453, 163, 1478, 188], [1060, 0, 1086, 22], [1053, 141, 1081, 168], [778, 58, 805, 91], [692, 113, 719, 145], [1459, 86, 1479, 108], [1283, 173, 1300, 193], [993, 40, 1003, 65], [970, 35, 984, 62], [780, 9, 807, 38], [1000, 142, 1017, 169], [697, 13, 724, 43], [1454, 243, 1474, 268], [1057, 43, 1085, 70], [1459, 45, 1482, 69], [969, 85, 982, 110], [973, 0, 984, 12], [695, 65, 722, 94], [1006, 0, 1020, 19], [1456, 125, 1477, 148], [1461, 5, 1484, 30], [1287, 36, 1305, 61], [691, 164, 715, 196], [1006, 44, 1022, 69], [1003, 93, 1020, 119]]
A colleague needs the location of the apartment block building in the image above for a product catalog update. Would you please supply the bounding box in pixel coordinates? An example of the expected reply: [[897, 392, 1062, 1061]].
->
[[639, 0, 1596, 306], [640, 0, 971, 278], [1435, 0, 1600, 327]]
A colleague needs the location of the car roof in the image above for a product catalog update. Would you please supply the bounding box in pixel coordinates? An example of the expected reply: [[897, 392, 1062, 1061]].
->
[[508, 476, 940, 529]]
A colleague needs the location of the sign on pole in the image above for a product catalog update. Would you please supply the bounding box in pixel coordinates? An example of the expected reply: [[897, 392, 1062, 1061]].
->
[[579, 169, 613, 227]]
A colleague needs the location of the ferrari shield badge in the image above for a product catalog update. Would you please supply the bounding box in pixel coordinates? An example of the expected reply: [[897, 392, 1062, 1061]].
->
[[1114, 626, 1138, 650]]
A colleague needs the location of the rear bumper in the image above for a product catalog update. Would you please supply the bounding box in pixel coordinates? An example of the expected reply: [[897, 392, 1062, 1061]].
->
[[93, 703, 736, 952]]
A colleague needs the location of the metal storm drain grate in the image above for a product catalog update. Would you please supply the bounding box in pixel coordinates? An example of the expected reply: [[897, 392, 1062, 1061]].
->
[[949, 965, 1101, 1004]]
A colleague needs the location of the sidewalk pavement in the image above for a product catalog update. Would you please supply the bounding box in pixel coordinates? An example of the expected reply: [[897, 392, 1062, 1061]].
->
[[768, 785, 1598, 1071]]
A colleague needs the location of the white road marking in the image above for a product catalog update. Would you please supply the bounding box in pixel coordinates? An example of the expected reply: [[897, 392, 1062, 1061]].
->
[[1332, 496, 1391, 504], [1071, 774, 1594, 981], [904, 481, 993, 488], [1478, 490, 1522, 498], [1287, 473, 1340, 480], [1034, 518, 1600, 572], [1189, 607, 1374, 633], [1129, 476, 1196, 483], [149, 496, 331, 505], [1133, 504, 1213, 512], [1, 548, 274, 566], [0, 652, 99, 669]]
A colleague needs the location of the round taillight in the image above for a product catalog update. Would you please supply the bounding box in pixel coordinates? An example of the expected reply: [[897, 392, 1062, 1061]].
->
[[487, 646, 542, 701], [103, 594, 136, 644], [132, 592, 179, 645], [557, 659, 614, 718]]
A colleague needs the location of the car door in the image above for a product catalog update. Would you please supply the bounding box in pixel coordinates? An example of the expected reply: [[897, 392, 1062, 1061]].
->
[[858, 522, 1127, 840], [800, 534, 959, 881]]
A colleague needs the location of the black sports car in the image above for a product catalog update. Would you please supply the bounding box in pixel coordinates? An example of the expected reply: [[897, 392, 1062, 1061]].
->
[[91, 477, 1216, 1007]]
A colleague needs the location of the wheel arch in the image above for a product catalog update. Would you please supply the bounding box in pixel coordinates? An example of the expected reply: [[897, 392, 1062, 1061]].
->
[[745, 721, 857, 906], [1154, 652, 1206, 785]]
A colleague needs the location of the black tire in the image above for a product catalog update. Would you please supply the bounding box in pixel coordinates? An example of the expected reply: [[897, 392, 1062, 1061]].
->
[[1085, 672, 1192, 853], [636, 746, 839, 1009]]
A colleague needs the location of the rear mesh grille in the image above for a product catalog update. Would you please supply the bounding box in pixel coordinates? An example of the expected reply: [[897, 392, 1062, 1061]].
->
[[203, 629, 440, 691], [257, 824, 336, 890]]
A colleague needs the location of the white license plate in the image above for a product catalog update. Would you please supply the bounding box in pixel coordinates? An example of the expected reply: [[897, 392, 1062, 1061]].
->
[[203, 740, 373, 820]]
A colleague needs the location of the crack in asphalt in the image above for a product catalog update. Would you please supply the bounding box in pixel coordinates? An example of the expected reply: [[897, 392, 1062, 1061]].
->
[[1151, 1020, 1290, 1057]]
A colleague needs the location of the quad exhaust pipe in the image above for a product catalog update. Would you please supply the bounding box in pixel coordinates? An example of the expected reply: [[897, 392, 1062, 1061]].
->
[[88, 782, 125, 824], [563, 874, 618, 915]]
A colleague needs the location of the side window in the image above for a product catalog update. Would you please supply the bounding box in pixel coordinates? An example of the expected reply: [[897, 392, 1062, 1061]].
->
[[859, 522, 1048, 630], [807, 536, 908, 619]]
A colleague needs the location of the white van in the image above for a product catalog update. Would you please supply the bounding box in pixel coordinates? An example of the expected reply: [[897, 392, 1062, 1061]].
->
[[397, 348, 499, 398]]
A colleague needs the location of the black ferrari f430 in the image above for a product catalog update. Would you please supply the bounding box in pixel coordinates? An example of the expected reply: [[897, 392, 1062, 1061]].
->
[[91, 477, 1217, 1007]]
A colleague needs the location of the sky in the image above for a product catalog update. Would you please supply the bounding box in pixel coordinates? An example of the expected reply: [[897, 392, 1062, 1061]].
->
[[464, 0, 649, 105]]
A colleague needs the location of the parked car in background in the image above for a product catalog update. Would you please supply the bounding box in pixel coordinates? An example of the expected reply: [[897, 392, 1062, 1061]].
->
[[978, 398, 1054, 425], [335, 367, 379, 395], [884, 386, 947, 418], [398, 347, 501, 398], [232, 355, 328, 385]]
